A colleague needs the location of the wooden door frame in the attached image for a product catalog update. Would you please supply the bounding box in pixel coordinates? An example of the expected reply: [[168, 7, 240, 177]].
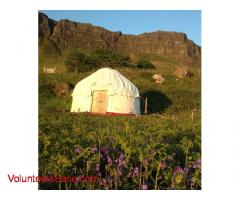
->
[[90, 90, 108, 114]]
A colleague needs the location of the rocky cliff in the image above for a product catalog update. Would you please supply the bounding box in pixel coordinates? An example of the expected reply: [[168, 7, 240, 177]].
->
[[39, 12, 201, 66]]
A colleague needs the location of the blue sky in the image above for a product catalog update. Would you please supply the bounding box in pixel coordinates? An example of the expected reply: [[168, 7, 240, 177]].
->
[[41, 10, 201, 46]]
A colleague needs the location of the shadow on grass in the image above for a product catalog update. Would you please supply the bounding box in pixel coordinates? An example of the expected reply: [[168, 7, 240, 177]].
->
[[140, 90, 172, 114]]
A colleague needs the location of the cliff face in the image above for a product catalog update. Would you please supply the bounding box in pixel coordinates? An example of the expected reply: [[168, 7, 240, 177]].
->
[[39, 12, 56, 38], [39, 12, 201, 66]]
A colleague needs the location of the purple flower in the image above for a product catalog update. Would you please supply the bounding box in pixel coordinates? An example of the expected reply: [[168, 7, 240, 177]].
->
[[141, 184, 148, 190], [115, 152, 126, 168], [107, 155, 113, 165], [96, 164, 101, 176], [119, 152, 125, 160], [183, 167, 190, 175], [100, 178, 110, 189], [117, 159, 125, 167], [96, 164, 100, 172], [118, 168, 123, 176], [142, 158, 148, 166], [133, 167, 140, 176], [75, 147, 81, 154], [193, 159, 201, 169], [100, 178, 107, 186], [127, 167, 133, 177], [127, 171, 132, 177], [100, 147, 110, 156], [174, 166, 184, 174], [100, 147, 111, 160], [160, 162, 167, 169]]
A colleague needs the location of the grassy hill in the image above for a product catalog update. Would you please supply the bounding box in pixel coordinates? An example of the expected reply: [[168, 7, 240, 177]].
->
[[39, 62, 201, 189]]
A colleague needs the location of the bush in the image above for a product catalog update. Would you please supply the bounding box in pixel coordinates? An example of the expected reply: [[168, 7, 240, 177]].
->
[[91, 49, 131, 67], [65, 51, 99, 73], [136, 59, 155, 69], [80, 56, 100, 72], [65, 49, 133, 73]]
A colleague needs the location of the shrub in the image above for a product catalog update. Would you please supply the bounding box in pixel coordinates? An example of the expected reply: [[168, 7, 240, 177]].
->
[[65, 51, 99, 73], [136, 59, 155, 69], [91, 49, 131, 67], [80, 56, 100, 72]]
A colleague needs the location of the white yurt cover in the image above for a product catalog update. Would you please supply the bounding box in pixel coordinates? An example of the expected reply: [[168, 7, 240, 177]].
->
[[71, 68, 141, 115], [72, 68, 139, 97]]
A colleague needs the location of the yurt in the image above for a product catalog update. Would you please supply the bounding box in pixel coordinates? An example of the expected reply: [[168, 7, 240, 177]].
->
[[70, 68, 141, 115]]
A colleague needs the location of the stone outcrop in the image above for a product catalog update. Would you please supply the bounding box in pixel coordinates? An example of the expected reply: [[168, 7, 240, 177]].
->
[[173, 67, 193, 79], [152, 74, 165, 84], [39, 12, 201, 66], [53, 82, 70, 97]]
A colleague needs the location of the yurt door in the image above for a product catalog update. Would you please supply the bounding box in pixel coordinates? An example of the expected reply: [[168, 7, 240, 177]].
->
[[91, 90, 108, 114]]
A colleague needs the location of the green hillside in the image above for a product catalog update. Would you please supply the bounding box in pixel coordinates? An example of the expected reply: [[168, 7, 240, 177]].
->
[[39, 63, 201, 189]]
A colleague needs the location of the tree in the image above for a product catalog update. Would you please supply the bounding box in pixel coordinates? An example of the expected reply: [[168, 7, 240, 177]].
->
[[65, 51, 86, 74], [65, 50, 101, 73]]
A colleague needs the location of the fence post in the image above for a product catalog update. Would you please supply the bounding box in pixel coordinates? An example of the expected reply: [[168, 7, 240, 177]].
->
[[144, 97, 148, 115]]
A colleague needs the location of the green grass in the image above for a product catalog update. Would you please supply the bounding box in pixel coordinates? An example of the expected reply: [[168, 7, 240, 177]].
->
[[39, 63, 201, 190]]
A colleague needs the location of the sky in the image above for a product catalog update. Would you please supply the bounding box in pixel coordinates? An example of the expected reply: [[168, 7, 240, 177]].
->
[[41, 10, 201, 46]]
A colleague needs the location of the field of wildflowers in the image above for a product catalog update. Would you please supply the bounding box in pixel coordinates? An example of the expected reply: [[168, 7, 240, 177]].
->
[[39, 68, 201, 190], [39, 112, 201, 190]]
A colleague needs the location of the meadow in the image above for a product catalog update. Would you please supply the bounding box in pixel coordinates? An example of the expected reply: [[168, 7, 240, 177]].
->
[[39, 65, 201, 189]]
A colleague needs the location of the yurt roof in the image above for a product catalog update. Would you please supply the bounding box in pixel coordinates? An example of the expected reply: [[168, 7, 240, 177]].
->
[[72, 68, 140, 97]]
